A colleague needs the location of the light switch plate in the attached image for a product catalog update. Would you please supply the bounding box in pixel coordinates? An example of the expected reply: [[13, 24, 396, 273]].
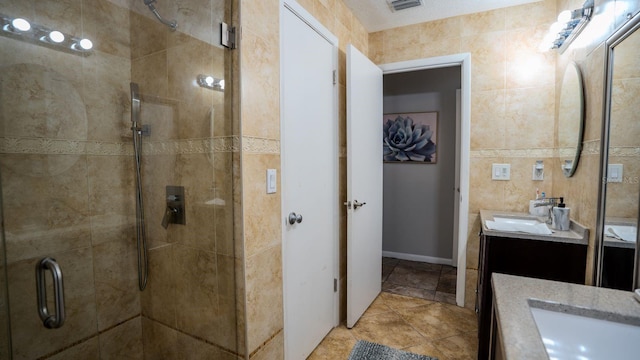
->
[[492, 164, 511, 181], [267, 169, 277, 193], [608, 164, 623, 183]]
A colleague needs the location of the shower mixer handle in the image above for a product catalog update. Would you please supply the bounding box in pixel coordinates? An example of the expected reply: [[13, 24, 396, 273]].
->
[[161, 206, 178, 229], [162, 186, 186, 229]]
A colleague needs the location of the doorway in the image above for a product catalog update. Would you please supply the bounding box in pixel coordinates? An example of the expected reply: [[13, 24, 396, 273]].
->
[[379, 55, 471, 307], [381, 66, 461, 304]]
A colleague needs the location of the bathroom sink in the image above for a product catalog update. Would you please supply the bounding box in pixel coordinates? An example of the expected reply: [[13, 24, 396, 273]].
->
[[485, 216, 552, 235], [529, 300, 640, 359]]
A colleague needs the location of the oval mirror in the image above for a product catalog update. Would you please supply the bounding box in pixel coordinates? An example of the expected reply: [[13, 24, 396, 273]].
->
[[557, 62, 585, 177]]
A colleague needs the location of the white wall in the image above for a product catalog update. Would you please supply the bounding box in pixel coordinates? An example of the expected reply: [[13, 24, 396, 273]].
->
[[382, 66, 461, 260]]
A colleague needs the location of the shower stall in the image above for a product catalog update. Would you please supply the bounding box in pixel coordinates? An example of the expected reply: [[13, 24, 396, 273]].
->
[[0, 0, 241, 358]]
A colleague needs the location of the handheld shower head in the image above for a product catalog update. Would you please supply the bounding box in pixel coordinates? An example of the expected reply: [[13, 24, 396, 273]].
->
[[130, 82, 140, 126]]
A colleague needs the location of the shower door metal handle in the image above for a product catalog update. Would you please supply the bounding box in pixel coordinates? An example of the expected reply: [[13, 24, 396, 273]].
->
[[36, 257, 65, 329]]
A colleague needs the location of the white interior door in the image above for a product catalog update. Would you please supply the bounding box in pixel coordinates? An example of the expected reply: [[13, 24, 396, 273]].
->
[[346, 44, 383, 328], [281, 2, 338, 359], [452, 89, 461, 266]]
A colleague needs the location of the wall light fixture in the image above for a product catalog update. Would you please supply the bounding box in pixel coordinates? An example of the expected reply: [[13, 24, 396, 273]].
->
[[0, 13, 93, 56], [197, 74, 225, 92], [540, 0, 594, 53]]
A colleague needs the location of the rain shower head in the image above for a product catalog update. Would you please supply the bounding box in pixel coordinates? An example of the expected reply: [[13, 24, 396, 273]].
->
[[143, 0, 177, 31]]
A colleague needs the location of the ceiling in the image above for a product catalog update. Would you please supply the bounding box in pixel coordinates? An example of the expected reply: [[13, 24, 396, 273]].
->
[[342, 0, 542, 32]]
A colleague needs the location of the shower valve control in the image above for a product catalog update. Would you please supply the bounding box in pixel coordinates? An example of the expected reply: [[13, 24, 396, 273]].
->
[[163, 186, 186, 228]]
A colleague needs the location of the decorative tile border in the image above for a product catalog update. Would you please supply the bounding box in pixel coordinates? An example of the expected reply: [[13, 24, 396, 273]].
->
[[0, 136, 240, 156], [143, 137, 239, 155], [241, 136, 279, 154], [581, 140, 601, 156], [470, 148, 555, 158], [339, 146, 347, 158], [608, 146, 640, 157], [469, 141, 605, 159], [0, 137, 90, 155], [4, 137, 625, 159]]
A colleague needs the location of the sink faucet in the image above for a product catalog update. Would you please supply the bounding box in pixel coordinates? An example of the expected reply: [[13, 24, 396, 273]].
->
[[534, 197, 563, 224]]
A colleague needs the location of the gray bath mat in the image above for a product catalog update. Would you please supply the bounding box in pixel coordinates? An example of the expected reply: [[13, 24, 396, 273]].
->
[[348, 340, 438, 360]]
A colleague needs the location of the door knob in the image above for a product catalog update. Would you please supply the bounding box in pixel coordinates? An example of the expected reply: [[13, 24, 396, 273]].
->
[[353, 200, 366, 209], [288, 212, 303, 225]]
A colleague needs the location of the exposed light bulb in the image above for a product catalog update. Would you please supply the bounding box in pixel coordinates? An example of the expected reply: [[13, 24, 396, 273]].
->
[[48, 30, 64, 43], [11, 18, 31, 32], [79, 38, 93, 50], [557, 10, 572, 23], [197, 74, 224, 91], [549, 22, 565, 34]]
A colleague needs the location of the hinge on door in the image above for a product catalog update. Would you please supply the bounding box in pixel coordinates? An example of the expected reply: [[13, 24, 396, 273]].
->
[[334, 278, 338, 292], [333, 70, 337, 85], [220, 22, 237, 49]]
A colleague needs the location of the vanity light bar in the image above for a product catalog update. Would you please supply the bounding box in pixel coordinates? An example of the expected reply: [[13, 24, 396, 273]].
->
[[541, 0, 593, 53], [197, 74, 225, 92], [0, 13, 93, 56]]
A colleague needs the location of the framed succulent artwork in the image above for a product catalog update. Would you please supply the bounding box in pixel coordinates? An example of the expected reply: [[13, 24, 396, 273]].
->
[[383, 112, 438, 163]]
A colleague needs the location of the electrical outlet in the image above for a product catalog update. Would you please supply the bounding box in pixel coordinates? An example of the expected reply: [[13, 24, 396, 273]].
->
[[532, 165, 544, 181], [492, 164, 511, 181]]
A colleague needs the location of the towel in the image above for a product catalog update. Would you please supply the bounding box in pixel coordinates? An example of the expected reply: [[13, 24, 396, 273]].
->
[[485, 220, 552, 235], [606, 225, 637, 242]]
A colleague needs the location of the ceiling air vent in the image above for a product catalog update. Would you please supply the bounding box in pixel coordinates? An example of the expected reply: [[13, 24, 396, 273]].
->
[[387, 0, 423, 12]]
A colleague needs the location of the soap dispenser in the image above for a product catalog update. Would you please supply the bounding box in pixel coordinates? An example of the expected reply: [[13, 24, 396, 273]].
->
[[552, 197, 570, 231]]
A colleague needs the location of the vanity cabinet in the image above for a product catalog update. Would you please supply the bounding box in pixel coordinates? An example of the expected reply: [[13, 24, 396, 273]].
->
[[476, 231, 587, 359]]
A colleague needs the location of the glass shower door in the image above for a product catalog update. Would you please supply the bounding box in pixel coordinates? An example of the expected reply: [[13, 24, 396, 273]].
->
[[0, 0, 239, 359]]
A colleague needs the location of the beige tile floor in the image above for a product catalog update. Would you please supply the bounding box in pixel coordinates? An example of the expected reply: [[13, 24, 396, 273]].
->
[[308, 292, 478, 360], [382, 258, 458, 305]]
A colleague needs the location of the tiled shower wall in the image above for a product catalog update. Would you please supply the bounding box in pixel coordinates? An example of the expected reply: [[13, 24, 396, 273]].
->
[[129, 0, 240, 358], [0, 0, 239, 358], [0, 0, 141, 358]]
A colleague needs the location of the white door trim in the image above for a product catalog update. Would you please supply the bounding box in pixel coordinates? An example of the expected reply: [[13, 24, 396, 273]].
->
[[380, 53, 471, 307], [280, 1, 340, 358]]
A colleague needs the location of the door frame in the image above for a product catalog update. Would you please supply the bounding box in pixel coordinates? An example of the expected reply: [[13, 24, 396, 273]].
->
[[279, 0, 340, 357], [380, 54, 471, 307]]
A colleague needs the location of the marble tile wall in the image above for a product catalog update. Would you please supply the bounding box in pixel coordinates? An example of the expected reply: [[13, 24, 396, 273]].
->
[[553, 0, 640, 283], [604, 25, 640, 219], [0, 0, 240, 358], [370, 0, 558, 309], [238, 0, 638, 357], [368, 0, 637, 297], [238, 0, 368, 357]]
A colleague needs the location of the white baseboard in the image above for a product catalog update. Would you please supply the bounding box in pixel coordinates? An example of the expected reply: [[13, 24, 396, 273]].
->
[[382, 251, 453, 266]]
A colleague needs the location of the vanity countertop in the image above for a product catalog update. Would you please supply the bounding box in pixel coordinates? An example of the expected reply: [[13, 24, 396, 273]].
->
[[492, 273, 640, 360], [480, 209, 589, 245]]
